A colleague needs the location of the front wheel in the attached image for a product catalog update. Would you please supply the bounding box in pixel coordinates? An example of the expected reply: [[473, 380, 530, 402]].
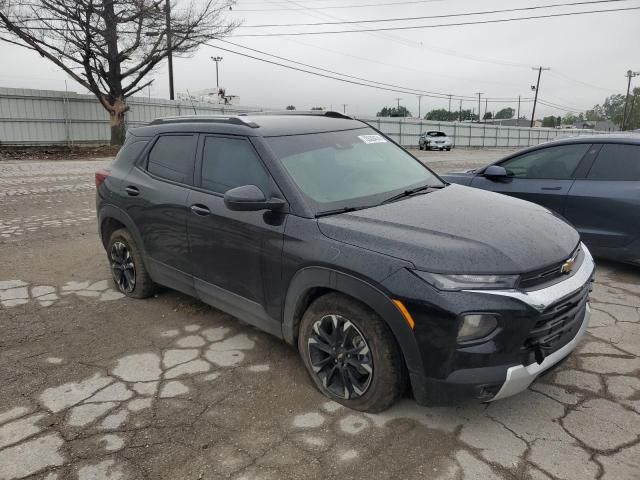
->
[[107, 229, 156, 299], [298, 293, 407, 412]]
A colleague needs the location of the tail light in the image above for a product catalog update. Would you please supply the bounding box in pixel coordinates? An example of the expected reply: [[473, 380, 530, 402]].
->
[[95, 168, 110, 187]]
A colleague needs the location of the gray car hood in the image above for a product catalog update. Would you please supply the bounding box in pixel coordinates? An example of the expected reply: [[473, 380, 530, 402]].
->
[[317, 184, 579, 274]]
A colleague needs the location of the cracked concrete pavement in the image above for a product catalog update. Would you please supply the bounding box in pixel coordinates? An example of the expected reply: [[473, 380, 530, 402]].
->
[[0, 151, 639, 480]]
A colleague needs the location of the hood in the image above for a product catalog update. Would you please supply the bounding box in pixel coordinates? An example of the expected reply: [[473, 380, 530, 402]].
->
[[439, 172, 475, 186], [317, 184, 579, 274]]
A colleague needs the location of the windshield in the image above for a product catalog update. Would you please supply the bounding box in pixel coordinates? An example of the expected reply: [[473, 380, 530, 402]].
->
[[266, 128, 442, 210], [427, 131, 446, 137]]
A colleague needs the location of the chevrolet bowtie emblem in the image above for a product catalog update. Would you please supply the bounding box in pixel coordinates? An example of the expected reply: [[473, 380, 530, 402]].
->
[[561, 258, 575, 274]]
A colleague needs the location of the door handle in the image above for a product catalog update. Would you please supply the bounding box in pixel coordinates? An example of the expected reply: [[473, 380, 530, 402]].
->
[[190, 204, 211, 216], [540, 186, 562, 191], [124, 186, 140, 196]]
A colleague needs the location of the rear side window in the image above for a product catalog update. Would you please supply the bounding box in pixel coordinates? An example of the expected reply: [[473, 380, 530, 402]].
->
[[114, 140, 147, 166], [499, 144, 590, 179], [588, 144, 640, 180], [200, 137, 271, 194], [147, 135, 196, 184]]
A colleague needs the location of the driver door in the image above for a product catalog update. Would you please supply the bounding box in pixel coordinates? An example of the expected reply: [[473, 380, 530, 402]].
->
[[187, 135, 286, 336], [470, 143, 591, 214]]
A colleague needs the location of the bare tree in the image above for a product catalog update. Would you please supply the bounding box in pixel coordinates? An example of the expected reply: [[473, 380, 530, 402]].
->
[[0, 1, 238, 144]]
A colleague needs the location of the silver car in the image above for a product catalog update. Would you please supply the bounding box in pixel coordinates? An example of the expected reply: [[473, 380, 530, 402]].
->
[[419, 131, 452, 151]]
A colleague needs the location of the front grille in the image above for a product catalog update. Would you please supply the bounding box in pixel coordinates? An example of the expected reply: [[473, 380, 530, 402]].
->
[[522, 283, 591, 364], [519, 246, 583, 290]]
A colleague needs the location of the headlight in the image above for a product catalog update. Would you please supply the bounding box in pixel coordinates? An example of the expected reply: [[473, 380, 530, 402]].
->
[[458, 314, 499, 342], [414, 271, 519, 291]]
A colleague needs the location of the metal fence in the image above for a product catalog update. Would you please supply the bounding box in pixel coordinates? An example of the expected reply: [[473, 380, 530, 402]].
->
[[0, 87, 265, 146], [356, 116, 610, 148], [0, 87, 608, 147]]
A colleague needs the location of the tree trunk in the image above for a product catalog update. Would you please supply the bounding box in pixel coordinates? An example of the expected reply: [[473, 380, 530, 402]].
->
[[108, 96, 128, 146]]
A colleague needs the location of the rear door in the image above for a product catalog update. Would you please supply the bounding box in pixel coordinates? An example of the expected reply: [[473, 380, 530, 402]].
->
[[565, 143, 640, 250], [187, 135, 286, 335], [470, 143, 591, 214], [123, 134, 197, 294]]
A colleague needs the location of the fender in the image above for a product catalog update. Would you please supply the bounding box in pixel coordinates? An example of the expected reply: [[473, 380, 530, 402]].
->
[[282, 266, 426, 377], [97, 204, 149, 266]]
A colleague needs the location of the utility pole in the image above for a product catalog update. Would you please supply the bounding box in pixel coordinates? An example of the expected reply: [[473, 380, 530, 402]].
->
[[447, 94, 452, 113], [417, 95, 424, 119], [459, 99, 463, 121], [485, 98, 488, 120], [475, 93, 483, 123], [342, 103, 347, 114], [517, 96, 521, 127], [211, 56, 223, 89], [628, 93, 638, 129], [165, 0, 174, 100], [394, 97, 402, 116], [530, 66, 550, 128], [622, 70, 639, 130]]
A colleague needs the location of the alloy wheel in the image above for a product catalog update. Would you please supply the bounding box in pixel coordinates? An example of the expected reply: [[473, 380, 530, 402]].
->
[[307, 314, 373, 400], [110, 241, 136, 293]]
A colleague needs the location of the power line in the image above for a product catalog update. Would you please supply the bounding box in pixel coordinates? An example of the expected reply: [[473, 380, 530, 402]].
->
[[217, 40, 528, 102], [232, 0, 447, 12], [238, 0, 631, 28], [231, 6, 640, 36], [549, 70, 619, 92], [536, 100, 580, 112], [206, 42, 533, 103], [212, 40, 531, 102], [537, 98, 592, 112]]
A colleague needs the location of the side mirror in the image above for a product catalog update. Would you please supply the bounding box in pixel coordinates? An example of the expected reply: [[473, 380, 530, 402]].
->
[[484, 165, 508, 179], [224, 185, 286, 212]]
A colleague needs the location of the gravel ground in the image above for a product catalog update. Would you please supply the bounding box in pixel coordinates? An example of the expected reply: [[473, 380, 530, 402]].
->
[[0, 150, 639, 480]]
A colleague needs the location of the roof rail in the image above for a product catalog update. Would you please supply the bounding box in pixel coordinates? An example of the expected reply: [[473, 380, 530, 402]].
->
[[239, 110, 353, 120], [148, 115, 259, 128]]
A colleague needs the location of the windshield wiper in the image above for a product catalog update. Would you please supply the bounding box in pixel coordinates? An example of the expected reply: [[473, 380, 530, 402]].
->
[[381, 184, 445, 205], [315, 206, 362, 218]]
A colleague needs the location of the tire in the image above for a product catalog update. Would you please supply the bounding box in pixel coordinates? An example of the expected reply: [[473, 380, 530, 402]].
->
[[446, 147, 451, 151], [298, 292, 407, 412], [419, 144, 423, 150], [107, 228, 156, 299]]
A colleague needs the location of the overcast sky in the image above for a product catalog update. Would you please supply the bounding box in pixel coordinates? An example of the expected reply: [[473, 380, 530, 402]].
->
[[1, 0, 639, 118]]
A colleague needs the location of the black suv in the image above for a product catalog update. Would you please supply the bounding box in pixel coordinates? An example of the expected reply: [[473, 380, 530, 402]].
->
[[96, 112, 594, 412]]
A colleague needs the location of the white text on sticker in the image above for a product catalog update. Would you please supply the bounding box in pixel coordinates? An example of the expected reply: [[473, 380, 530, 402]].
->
[[358, 135, 387, 144]]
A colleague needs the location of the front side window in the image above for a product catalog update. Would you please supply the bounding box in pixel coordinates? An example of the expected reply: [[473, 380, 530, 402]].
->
[[266, 128, 441, 207], [499, 144, 590, 179], [587, 144, 640, 180], [201, 136, 271, 194], [147, 135, 196, 184]]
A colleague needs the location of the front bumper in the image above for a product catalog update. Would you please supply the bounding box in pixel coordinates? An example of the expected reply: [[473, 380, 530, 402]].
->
[[384, 243, 595, 405], [491, 303, 590, 400], [428, 143, 451, 149]]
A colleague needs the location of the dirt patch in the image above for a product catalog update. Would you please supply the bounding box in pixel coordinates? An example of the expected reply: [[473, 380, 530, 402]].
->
[[0, 145, 120, 161]]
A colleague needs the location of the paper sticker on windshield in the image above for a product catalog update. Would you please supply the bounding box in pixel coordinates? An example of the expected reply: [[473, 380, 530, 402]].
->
[[358, 134, 387, 144]]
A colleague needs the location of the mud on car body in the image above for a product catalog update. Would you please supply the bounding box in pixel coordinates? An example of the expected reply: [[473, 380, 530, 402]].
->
[[96, 112, 594, 412]]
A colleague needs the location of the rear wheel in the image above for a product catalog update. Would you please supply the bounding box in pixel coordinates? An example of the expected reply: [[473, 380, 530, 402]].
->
[[298, 293, 407, 412], [107, 229, 155, 299]]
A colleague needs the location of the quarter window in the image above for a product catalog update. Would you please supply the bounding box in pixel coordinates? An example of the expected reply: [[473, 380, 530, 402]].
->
[[587, 144, 640, 180], [499, 144, 590, 179], [201, 137, 271, 194], [147, 135, 196, 184]]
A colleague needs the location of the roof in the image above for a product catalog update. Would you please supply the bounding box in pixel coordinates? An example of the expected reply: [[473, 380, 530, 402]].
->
[[130, 111, 366, 138], [549, 133, 640, 145]]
